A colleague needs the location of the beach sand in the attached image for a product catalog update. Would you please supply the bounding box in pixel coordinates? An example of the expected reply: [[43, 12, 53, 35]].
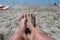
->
[[0, 6, 60, 40]]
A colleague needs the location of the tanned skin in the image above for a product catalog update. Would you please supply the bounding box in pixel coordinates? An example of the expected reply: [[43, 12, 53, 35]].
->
[[10, 14, 29, 40], [10, 14, 54, 40], [27, 14, 54, 40]]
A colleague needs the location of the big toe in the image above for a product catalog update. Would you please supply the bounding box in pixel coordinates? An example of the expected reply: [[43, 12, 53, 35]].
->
[[24, 14, 27, 18], [19, 14, 24, 22]]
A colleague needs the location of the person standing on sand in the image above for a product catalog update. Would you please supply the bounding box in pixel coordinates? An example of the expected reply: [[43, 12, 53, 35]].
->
[[10, 14, 55, 40]]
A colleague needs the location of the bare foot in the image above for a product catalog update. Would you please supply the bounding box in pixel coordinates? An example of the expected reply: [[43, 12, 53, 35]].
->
[[19, 14, 27, 33], [10, 14, 29, 40], [27, 14, 36, 31], [27, 14, 54, 40]]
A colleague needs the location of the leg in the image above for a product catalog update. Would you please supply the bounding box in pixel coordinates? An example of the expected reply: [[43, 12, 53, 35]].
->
[[10, 14, 29, 40], [27, 14, 54, 40]]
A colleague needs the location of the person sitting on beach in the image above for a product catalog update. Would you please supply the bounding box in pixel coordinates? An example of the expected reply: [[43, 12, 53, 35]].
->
[[10, 14, 55, 40]]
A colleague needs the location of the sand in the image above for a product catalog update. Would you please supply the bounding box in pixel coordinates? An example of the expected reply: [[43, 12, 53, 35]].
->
[[0, 6, 60, 40]]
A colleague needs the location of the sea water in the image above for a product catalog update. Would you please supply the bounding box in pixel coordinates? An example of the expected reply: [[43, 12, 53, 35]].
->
[[0, 0, 60, 5]]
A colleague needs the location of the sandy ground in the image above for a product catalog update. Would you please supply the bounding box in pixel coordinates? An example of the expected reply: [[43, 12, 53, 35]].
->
[[0, 6, 60, 40]]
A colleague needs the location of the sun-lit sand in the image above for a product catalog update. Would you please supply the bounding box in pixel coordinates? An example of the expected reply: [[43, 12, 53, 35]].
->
[[0, 6, 60, 40]]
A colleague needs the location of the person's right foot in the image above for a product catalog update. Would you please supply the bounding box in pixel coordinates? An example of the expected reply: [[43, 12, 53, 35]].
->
[[27, 14, 55, 40], [27, 14, 36, 31]]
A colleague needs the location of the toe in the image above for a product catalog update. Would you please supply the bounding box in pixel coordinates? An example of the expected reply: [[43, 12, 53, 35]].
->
[[27, 14, 30, 18], [24, 14, 27, 18], [30, 14, 32, 18], [23, 14, 27, 22], [27, 13, 35, 19], [31, 14, 35, 20], [19, 14, 24, 21]]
